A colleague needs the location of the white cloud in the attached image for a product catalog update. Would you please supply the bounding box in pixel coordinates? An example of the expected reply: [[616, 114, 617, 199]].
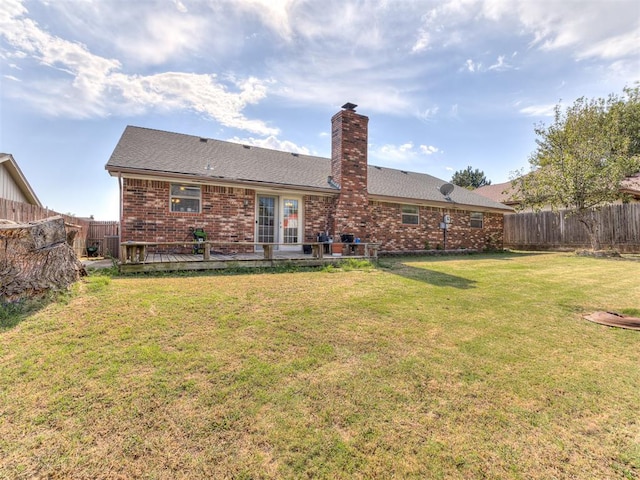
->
[[3, 74, 20, 81], [488, 55, 511, 71], [412, 0, 639, 67], [577, 29, 640, 60], [463, 54, 514, 74], [112, 12, 208, 66], [417, 106, 439, 121], [519, 104, 556, 117], [2, 0, 637, 136], [412, 29, 430, 53], [484, 0, 639, 61], [465, 59, 481, 73], [173, 0, 187, 14], [234, 0, 296, 41], [43, 0, 215, 67], [420, 145, 439, 155], [0, 0, 277, 134], [370, 141, 440, 165]]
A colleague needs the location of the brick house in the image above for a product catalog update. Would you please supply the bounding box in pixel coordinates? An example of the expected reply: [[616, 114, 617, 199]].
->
[[105, 104, 512, 253]]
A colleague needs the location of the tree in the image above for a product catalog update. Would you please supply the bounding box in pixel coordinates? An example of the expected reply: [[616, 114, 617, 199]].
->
[[451, 166, 491, 189], [514, 86, 640, 251]]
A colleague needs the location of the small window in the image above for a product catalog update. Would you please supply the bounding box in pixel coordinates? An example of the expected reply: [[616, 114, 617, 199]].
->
[[470, 212, 483, 228], [401, 205, 419, 225], [170, 184, 201, 213]]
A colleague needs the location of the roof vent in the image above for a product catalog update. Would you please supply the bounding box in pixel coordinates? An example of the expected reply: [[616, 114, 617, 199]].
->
[[342, 102, 357, 111], [374, 166, 382, 170], [401, 170, 408, 174], [243, 145, 251, 149], [199, 138, 208, 143], [291, 153, 299, 157]]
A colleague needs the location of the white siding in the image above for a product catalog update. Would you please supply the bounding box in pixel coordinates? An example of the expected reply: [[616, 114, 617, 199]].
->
[[0, 162, 29, 203]]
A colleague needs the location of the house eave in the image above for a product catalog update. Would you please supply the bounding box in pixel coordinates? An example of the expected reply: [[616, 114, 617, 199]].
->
[[368, 193, 514, 214], [106, 167, 338, 196]]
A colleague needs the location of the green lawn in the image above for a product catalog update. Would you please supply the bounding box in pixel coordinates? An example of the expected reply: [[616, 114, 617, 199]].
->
[[1, 252, 639, 479]]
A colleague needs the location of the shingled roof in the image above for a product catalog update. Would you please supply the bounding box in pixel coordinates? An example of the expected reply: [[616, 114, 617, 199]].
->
[[474, 181, 520, 205], [106, 126, 512, 213]]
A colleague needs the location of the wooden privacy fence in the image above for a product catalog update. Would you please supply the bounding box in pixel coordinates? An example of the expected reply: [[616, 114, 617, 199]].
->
[[503, 203, 640, 252], [1, 198, 91, 256], [0, 198, 60, 224], [87, 221, 120, 257], [0, 198, 120, 257]]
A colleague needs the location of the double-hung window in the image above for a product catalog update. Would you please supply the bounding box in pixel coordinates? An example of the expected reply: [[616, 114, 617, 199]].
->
[[470, 212, 483, 228], [401, 205, 419, 225], [170, 184, 201, 213]]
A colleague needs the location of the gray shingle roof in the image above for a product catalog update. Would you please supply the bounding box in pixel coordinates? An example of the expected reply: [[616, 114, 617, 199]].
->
[[474, 181, 520, 205], [106, 126, 512, 212]]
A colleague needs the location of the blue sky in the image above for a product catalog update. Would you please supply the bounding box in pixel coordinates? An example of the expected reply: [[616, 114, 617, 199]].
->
[[1, 0, 638, 220]]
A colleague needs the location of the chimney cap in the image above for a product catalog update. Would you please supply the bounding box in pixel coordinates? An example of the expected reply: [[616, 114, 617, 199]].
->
[[341, 102, 357, 111]]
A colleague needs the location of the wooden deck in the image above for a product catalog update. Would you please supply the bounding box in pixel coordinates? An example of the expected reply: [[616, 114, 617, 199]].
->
[[119, 241, 378, 273]]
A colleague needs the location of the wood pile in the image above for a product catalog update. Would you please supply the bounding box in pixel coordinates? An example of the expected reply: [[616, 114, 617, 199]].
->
[[0, 216, 86, 303]]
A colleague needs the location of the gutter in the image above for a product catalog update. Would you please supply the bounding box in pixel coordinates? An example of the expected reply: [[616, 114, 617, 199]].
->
[[106, 167, 338, 196], [368, 193, 514, 214]]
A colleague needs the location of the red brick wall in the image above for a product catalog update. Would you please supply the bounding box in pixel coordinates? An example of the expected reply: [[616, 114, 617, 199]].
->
[[303, 195, 334, 242], [121, 179, 255, 252], [369, 200, 504, 251]]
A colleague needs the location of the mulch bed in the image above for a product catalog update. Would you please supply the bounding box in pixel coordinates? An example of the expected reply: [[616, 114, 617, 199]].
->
[[583, 311, 640, 331]]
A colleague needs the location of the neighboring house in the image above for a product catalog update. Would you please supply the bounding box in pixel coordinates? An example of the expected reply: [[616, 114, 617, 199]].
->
[[0, 153, 42, 206], [105, 104, 513, 253], [473, 181, 520, 208], [620, 172, 640, 200], [475, 174, 640, 208]]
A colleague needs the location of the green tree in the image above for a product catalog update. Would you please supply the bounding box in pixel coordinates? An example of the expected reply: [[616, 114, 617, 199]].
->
[[515, 86, 640, 251], [451, 166, 491, 189]]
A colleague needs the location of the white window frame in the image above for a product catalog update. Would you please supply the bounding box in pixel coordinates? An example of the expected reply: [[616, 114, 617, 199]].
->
[[401, 205, 419, 225], [470, 212, 483, 228], [170, 184, 201, 213]]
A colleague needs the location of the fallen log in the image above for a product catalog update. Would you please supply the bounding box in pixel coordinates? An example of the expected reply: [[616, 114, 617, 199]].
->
[[0, 216, 86, 303]]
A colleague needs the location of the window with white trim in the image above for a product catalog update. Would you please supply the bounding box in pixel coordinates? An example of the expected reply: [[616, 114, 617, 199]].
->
[[401, 205, 419, 225], [470, 212, 483, 228], [170, 184, 201, 213]]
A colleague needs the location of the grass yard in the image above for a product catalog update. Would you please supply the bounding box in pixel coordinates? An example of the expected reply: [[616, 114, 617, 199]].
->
[[1, 252, 639, 479]]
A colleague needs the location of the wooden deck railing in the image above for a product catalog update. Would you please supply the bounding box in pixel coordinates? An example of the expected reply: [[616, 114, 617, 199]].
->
[[120, 241, 380, 264]]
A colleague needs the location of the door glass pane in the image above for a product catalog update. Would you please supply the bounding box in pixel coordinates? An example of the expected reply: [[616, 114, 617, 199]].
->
[[282, 199, 298, 244], [258, 196, 275, 243]]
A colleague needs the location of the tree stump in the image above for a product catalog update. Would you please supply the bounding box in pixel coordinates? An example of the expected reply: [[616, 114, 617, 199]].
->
[[0, 216, 87, 303]]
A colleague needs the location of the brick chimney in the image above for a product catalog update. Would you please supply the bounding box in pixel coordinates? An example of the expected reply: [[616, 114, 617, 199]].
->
[[331, 103, 370, 241]]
